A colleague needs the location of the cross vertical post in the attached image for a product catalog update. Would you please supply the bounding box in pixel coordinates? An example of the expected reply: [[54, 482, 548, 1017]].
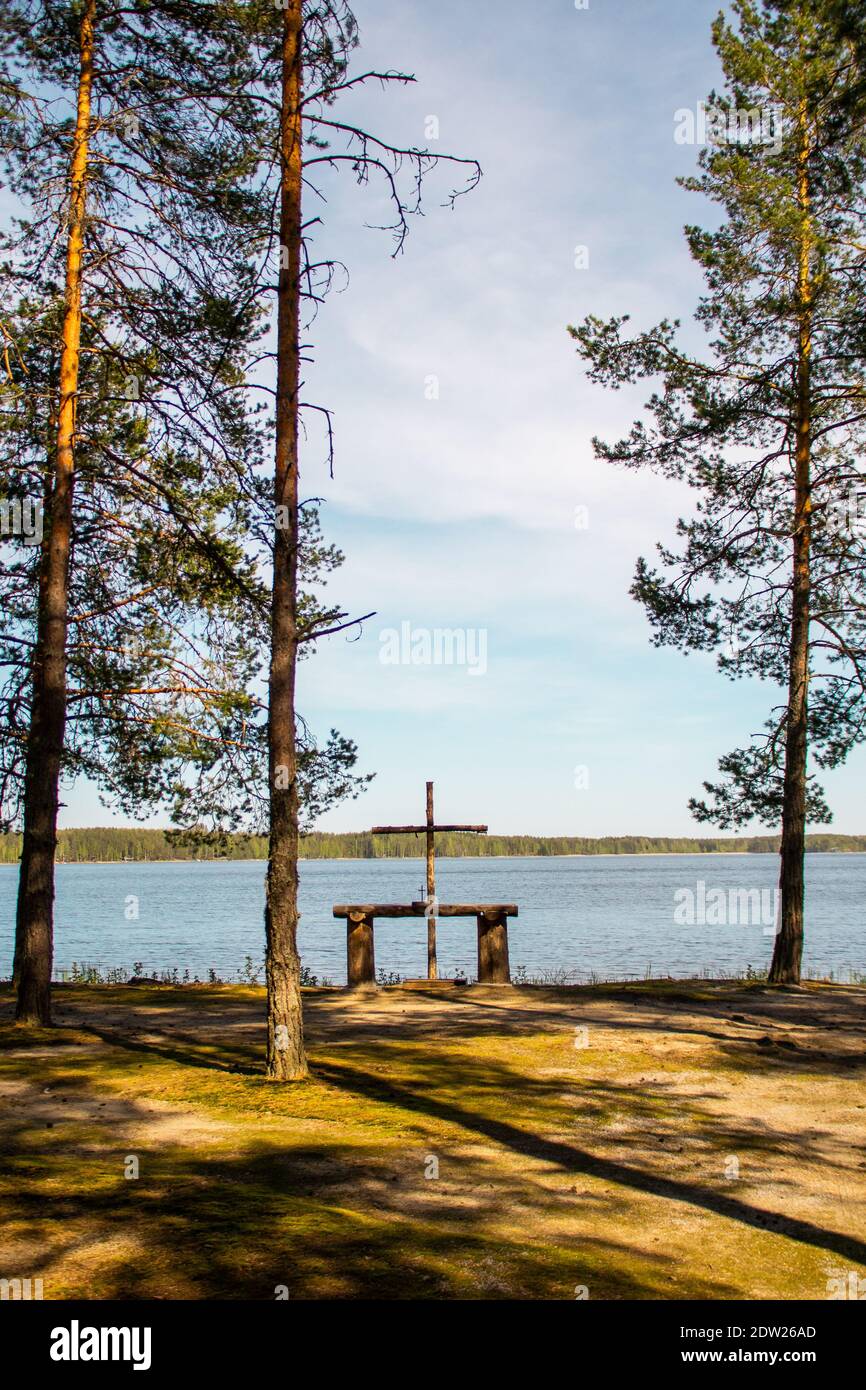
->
[[426, 780, 436, 980]]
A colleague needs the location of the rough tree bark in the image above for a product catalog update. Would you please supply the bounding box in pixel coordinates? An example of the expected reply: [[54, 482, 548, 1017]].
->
[[770, 101, 813, 987], [425, 779, 437, 980], [14, 0, 96, 1024], [264, 0, 308, 1079]]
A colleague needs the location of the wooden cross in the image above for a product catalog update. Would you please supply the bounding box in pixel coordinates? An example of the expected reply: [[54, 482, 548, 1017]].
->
[[371, 781, 487, 980]]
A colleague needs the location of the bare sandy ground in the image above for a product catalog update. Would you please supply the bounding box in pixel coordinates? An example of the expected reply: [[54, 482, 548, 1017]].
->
[[0, 978, 864, 1299]]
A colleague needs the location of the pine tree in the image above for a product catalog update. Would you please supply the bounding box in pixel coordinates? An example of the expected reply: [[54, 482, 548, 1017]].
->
[[0, 1, 370, 1021], [195, 0, 480, 1079], [570, 0, 866, 984]]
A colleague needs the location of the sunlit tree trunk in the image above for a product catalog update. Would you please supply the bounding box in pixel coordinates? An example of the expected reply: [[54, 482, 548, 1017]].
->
[[15, 0, 96, 1024], [770, 101, 813, 987], [265, 0, 308, 1079]]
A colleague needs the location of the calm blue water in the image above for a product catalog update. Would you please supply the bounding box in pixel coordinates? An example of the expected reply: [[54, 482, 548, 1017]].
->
[[0, 854, 863, 986]]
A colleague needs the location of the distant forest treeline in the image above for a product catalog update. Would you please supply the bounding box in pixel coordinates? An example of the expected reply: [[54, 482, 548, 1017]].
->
[[0, 828, 865, 863]]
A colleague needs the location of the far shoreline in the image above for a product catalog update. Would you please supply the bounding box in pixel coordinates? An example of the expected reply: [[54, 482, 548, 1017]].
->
[[2, 849, 865, 867]]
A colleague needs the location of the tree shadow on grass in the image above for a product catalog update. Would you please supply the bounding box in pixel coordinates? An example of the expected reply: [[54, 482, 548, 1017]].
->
[[9, 981, 865, 1077], [312, 1055, 866, 1269], [0, 1080, 737, 1300], [404, 984, 866, 1076], [2, 983, 865, 1298]]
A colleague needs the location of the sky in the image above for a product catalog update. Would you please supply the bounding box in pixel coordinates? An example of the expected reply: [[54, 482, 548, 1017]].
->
[[59, 0, 866, 835]]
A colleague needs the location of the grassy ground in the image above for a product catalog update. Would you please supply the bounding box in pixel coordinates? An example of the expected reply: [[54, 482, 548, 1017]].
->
[[1, 978, 864, 1300]]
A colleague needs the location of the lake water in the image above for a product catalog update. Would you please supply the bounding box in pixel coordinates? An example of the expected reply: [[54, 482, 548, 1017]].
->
[[0, 854, 863, 986]]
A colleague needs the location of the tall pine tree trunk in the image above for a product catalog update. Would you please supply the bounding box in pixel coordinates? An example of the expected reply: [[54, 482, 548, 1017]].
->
[[770, 103, 813, 987], [15, 0, 95, 1025], [12, 463, 55, 994], [265, 0, 308, 1080]]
